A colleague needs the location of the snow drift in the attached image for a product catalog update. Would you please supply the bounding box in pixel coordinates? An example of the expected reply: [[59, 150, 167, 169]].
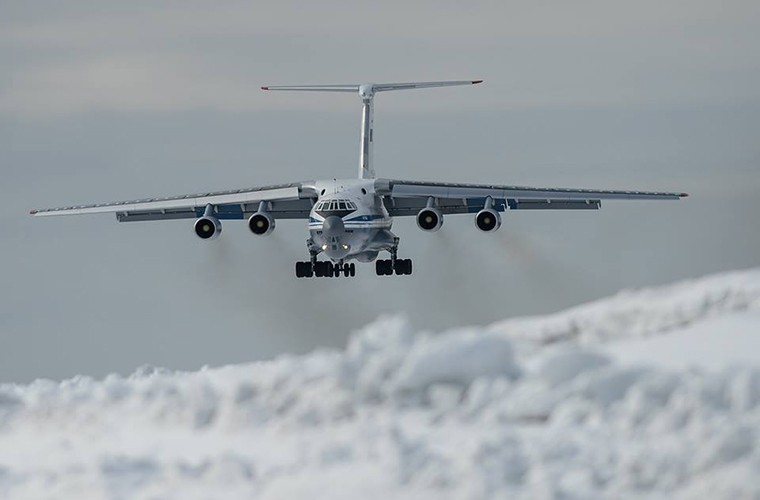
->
[[1, 269, 759, 499]]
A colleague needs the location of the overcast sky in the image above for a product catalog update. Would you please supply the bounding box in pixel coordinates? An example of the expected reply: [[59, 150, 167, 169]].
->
[[2, 0, 759, 382]]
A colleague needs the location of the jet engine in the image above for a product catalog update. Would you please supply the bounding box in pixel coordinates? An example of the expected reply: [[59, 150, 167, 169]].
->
[[475, 208, 501, 232], [416, 207, 443, 232], [248, 212, 275, 236], [194, 215, 222, 240]]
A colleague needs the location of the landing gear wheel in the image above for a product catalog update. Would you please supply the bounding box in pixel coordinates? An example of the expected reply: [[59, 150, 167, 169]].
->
[[343, 263, 355, 277], [375, 259, 393, 276], [333, 263, 341, 278], [394, 258, 412, 276], [314, 261, 326, 277], [295, 261, 314, 278]]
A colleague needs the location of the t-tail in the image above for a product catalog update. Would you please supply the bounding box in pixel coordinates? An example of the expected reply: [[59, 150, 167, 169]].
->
[[261, 80, 483, 179]]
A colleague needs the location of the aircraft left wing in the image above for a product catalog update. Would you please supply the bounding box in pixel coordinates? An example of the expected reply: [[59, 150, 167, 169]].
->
[[30, 182, 318, 221], [375, 178, 687, 216]]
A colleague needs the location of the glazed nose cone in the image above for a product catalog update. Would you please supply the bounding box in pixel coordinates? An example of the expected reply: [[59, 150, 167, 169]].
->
[[321, 216, 350, 259], [322, 216, 345, 237]]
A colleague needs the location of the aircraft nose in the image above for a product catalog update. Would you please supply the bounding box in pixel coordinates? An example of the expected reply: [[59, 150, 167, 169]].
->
[[322, 216, 345, 237], [321, 216, 350, 259]]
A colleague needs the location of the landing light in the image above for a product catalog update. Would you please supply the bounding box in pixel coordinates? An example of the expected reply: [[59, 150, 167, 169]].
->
[[342, 244, 349, 250]]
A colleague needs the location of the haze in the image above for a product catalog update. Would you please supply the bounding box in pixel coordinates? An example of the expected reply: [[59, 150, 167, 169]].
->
[[2, 0, 759, 382]]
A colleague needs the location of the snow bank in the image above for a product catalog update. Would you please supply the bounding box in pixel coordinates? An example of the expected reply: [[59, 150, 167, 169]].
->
[[0, 268, 759, 499], [489, 267, 760, 344]]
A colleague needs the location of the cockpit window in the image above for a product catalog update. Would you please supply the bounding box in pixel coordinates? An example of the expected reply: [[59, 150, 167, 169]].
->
[[315, 199, 357, 218]]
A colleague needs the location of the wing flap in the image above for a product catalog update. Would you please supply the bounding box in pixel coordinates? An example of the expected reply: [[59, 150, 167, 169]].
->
[[384, 196, 600, 216], [115, 198, 315, 223], [508, 199, 601, 210]]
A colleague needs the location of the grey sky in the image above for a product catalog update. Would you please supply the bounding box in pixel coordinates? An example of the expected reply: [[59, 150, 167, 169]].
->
[[2, 1, 759, 382]]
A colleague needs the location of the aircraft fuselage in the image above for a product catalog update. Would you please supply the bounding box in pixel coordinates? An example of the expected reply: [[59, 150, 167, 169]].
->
[[306, 179, 394, 263]]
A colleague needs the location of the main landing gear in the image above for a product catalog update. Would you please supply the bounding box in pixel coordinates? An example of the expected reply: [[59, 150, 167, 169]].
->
[[295, 261, 356, 278], [295, 238, 412, 278], [375, 243, 413, 276], [375, 258, 412, 276]]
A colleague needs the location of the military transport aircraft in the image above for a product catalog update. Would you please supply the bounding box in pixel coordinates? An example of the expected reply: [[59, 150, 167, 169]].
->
[[31, 80, 687, 278]]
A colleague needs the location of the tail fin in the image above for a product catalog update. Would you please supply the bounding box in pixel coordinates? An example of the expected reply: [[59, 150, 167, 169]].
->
[[261, 80, 483, 179]]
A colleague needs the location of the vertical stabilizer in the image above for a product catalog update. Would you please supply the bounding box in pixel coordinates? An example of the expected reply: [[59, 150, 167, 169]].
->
[[261, 80, 482, 179], [358, 84, 376, 179]]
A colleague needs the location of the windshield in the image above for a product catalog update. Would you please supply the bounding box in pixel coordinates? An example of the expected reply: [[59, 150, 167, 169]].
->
[[315, 199, 357, 218]]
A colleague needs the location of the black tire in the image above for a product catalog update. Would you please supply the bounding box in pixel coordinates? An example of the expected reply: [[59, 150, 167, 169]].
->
[[295, 262, 304, 278], [349, 263, 356, 277], [325, 261, 334, 278], [333, 264, 341, 278], [394, 259, 412, 276], [304, 262, 314, 278], [314, 261, 325, 277], [394, 260, 403, 275], [375, 259, 386, 276]]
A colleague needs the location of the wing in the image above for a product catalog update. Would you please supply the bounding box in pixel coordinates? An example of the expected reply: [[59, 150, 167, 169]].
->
[[375, 179, 687, 216], [30, 182, 318, 222]]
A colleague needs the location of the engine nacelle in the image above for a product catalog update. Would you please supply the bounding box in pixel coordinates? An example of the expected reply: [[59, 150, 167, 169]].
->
[[417, 207, 443, 232], [248, 212, 275, 236], [475, 208, 501, 232], [194, 216, 222, 240]]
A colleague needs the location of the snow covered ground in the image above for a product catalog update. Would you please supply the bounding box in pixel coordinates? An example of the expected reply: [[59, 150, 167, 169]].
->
[[1, 269, 759, 499]]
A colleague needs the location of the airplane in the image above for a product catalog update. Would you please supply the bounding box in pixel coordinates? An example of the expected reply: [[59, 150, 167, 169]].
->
[[30, 80, 687, 278]]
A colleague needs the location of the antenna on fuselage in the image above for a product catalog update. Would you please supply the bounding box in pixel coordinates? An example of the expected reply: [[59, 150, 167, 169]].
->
[[261, 80, 483, 180]]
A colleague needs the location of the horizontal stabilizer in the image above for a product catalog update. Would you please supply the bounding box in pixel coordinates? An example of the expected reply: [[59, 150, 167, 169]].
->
[[261, 84, 359, 92], [373, 80, 482, 92], [261, 80, 482, 93]]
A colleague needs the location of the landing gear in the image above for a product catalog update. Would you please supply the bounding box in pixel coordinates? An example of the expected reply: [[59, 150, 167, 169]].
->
[[375, 242, 412, 277], [395, 258, 412, 275], [375, 258, 412, 276], [344, 263, 356, 277], [295, 261, 314, 278], [296, 260, 356, 278]]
